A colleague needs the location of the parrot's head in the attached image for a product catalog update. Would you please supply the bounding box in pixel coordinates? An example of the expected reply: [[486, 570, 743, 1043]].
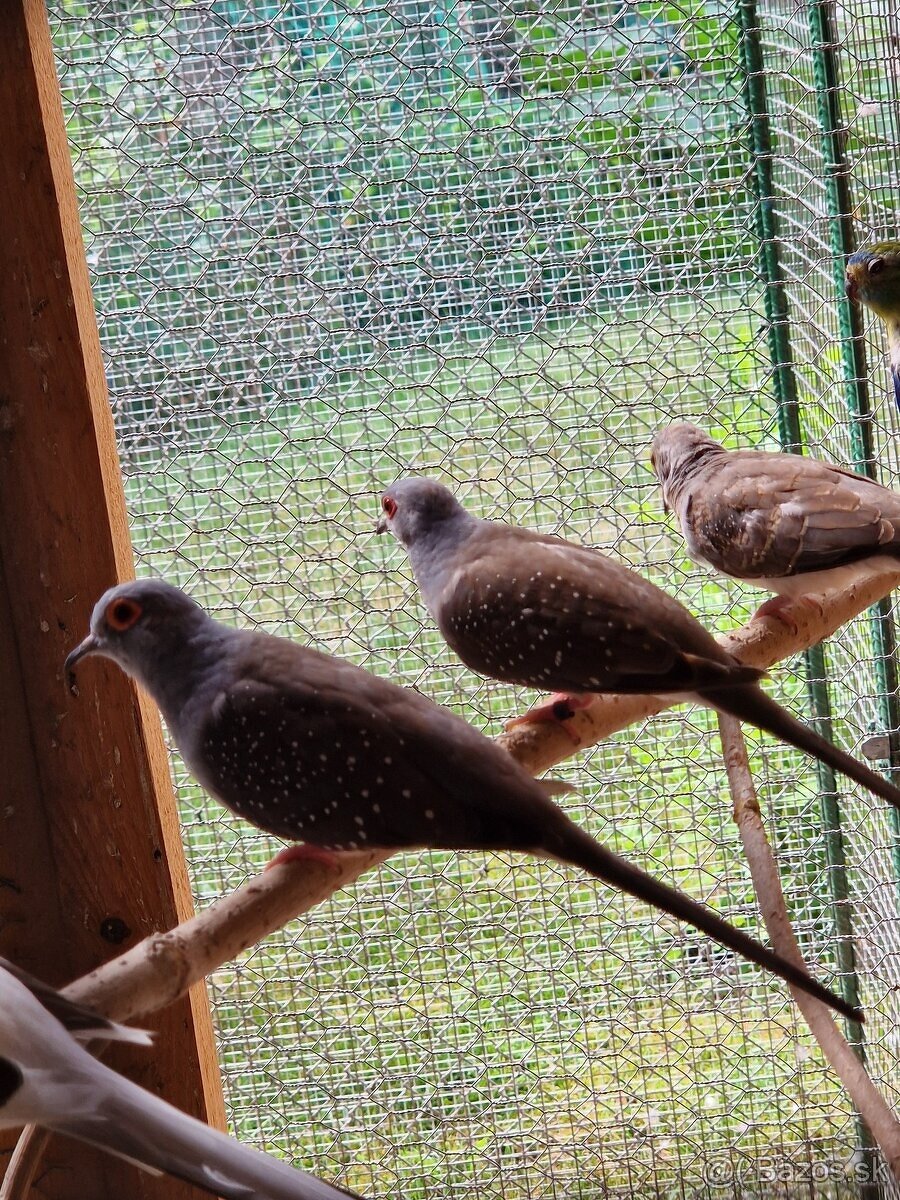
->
[[846, 244, 900, 320], [650, 423, 725, 513]]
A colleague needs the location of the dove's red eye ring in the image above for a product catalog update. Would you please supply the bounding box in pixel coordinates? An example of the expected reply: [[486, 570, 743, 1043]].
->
[[106, 598, 143, 631], [382, 496, 397, 518], [868, 258, 885, 275]]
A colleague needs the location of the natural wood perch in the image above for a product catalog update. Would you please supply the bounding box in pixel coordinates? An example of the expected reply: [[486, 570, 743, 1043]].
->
[[500, 567, 900, 774], [64, 852, 392, 1021], [717, 712, 900, 1180], [6, 571, 900, 1199]]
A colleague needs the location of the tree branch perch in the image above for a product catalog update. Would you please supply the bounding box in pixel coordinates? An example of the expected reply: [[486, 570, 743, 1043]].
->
[[717, 711, 900, 1181], [500, 568, 900, 774]]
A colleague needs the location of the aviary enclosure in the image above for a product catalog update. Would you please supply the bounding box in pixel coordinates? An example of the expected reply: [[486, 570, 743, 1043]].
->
[[6, 0, 900, 1194]]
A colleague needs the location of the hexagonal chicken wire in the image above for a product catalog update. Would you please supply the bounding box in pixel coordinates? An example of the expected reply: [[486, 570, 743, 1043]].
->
[[48, 0, 900, 1196]]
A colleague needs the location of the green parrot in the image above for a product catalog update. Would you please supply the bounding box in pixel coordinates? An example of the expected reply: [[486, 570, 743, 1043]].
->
[[846, 243, 900, 414]]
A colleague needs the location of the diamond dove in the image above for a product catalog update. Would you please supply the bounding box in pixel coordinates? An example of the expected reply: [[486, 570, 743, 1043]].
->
[[376, 476, 900, 813], [65, 579, 857, 1018]]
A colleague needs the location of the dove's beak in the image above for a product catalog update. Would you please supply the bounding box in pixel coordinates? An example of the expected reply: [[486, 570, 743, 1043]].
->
[[845, 273, 858, 302], [65, 633, 100, 676], [375, 516, 388, 534]]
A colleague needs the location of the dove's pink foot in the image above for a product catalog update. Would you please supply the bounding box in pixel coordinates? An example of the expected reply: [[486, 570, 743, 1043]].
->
[[505, 692, 594, 744], [266, 843, 342, 872], [752, 593, 824, 635]]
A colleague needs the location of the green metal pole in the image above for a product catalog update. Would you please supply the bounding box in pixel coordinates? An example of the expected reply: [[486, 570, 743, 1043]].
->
[[737, 0, 864, 1025], [737, 0, 876, 1188], [805, 0, 894, 1191], [736, 0, 800, 440], [806, 0, 900, 909]]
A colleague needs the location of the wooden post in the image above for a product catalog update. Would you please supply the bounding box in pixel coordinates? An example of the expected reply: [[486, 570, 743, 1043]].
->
[[0, 1, 226, 1195]]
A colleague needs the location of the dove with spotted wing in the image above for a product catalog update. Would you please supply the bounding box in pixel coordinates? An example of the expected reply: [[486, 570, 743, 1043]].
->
[[376, 475, 900, 814], [63, 579, 859, 1018]]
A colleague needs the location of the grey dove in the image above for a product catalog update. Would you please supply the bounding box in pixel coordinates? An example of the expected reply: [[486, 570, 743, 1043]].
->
[[0, 957, 361, 1200], [651, 422, 900, 618], [65, 579, 857, 1018], [375, 476, 900, 813]]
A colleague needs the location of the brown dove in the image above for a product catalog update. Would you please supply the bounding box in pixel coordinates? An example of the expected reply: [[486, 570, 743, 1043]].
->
[[651, 422, 900, 624]]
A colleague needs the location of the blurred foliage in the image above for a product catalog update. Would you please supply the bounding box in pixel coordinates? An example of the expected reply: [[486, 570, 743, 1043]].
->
[[60, 0, 749, 406]]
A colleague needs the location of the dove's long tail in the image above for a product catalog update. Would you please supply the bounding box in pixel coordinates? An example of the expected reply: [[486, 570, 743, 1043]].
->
[[54, 1058, 362, 1200], [697, 683, 900, 813], [543, 817, 860, 1023]]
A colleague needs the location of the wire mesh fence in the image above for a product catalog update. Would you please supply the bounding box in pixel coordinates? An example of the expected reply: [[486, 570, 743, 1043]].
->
[[49, 0, 900, 1195]]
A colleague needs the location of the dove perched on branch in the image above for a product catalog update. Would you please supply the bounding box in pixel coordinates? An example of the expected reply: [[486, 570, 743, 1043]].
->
[[651, 422, 900, 623], [0, 957, 361, 1200], [375, 476, 900, 813], [64, 579, 858, 1018]]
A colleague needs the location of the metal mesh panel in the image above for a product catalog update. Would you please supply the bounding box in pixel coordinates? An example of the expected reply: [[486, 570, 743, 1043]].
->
[[49, 1, 900, 1195], [757, 2, 900, 1194]]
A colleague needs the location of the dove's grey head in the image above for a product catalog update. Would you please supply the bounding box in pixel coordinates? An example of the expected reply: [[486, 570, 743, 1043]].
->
[[65, 579, 215, 697], [651, 423, 724, 511], [376, 477, 473, 549]]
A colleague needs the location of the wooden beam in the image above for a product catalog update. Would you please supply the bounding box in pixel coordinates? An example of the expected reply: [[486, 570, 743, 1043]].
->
[[0, 2, 226, 1195]]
